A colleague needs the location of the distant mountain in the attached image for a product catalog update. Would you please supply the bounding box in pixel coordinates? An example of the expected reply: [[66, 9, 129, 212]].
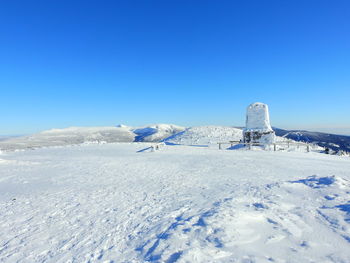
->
[[0, 125, 245, 150], [273, 128, 350, 153], [0, 127, 136, 151], [0, 125, 185, 151], [0, 135, 22, 142], [2, 125, 349, 154]]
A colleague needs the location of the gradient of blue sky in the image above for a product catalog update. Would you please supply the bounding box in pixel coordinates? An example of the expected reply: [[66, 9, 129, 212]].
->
[[0, 0, 349, 135]]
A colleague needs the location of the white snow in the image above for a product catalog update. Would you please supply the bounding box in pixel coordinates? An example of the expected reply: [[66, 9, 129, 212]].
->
[[1, 143, 350, 262], [244, 102, 273, 132], [243, 103, 275, 144]]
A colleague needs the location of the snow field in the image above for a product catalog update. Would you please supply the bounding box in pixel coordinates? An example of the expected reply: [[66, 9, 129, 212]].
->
[[0, 144, 350, 262]]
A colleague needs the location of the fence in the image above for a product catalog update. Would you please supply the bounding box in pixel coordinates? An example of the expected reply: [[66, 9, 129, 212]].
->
[[217, 140, 313, 152]]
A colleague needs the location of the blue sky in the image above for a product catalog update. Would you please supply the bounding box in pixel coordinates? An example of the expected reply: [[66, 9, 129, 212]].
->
[[0, 0, 349, 135]]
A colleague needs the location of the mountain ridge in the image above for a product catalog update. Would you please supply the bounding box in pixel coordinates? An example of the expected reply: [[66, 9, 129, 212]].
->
[[1, 125, 349, 154], [273, 127, 350, 153]]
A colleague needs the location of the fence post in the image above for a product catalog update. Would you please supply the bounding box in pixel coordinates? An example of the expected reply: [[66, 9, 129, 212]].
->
[[307, 145, 310, 152], [219, 143, 222, 150], [274, 143, 276, 151]]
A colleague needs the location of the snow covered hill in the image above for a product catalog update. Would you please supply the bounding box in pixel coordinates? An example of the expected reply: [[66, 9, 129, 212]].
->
[[164, 126, 243, 145], [1, 144, 350, 262]]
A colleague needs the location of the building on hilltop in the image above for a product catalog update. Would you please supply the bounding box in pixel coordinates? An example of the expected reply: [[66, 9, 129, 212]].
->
[[243, 102, 275, 144]]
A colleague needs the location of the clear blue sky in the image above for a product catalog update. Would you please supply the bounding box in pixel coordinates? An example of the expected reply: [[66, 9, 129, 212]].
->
[[1, 0, 349, 135]]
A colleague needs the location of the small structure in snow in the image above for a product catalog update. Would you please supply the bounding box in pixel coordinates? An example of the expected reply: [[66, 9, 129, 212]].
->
[[243, 102, 275, 144]]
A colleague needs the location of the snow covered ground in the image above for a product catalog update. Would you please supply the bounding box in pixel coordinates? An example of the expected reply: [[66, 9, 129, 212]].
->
[[1, 143, 350, 262]]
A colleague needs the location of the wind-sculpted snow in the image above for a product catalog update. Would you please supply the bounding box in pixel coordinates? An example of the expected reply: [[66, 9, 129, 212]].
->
[[1, 144, 350, 262], [135, 174, 350, 262], [290, 175, 336, 188]]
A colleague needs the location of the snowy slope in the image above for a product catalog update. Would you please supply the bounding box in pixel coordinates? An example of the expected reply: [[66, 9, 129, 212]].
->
[[133, 124, 185, 142], [164, 126, 243, 145], [1, 144, 350, 262]]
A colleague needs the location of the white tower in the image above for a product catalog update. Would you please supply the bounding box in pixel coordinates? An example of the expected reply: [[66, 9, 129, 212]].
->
[[243, 102, 275, 144]]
